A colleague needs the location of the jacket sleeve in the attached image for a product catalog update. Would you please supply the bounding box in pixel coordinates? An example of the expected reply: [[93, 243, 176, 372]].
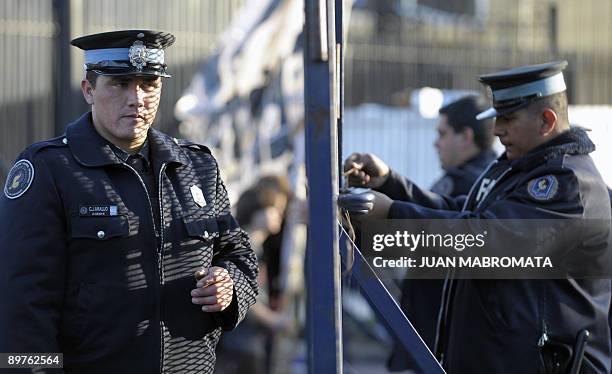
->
[[389, 167, 587, 220], [210, 162, 258, 331], [0, 150, 67, 366], [387, 166, 610, 265], [379, 169, 466, 211]]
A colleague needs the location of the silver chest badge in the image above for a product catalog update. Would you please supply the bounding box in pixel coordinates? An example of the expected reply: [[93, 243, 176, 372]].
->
[[128, 40, 147, 72], [190, 185, 207, 207]]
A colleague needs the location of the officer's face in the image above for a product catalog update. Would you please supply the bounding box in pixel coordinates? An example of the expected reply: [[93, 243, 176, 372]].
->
[[435, 115, 464, 170], [82, 75, 162, 151], [494, 108, 541, 160]]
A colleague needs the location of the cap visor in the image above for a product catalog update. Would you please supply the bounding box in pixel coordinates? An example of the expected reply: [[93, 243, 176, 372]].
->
[[476, 107, 498, 120]]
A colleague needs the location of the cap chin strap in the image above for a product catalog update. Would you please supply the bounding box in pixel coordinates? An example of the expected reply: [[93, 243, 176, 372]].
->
[[84, 47, 164, 70], [492, 72, 566, 102]]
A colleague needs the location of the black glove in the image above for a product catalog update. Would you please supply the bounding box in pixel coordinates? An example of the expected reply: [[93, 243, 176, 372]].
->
[[337, 188, 376, 215]]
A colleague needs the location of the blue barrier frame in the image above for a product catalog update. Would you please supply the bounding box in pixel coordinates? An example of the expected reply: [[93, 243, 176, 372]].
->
[[339, 231, 446, 373], [304, 0, 343, 373], [304, 0, 446, 372]]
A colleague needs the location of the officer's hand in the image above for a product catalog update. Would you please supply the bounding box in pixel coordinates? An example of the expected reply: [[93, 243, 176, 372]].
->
[[337, 189, 375, 215], [338, 189, 393, 220], [191, 266, 234, 312], [343, 153, 390, 188], [363, 190, 393, 220]]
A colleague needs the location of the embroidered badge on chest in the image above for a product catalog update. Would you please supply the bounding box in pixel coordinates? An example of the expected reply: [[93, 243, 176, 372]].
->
[[4, 159, 35, 199], [527, 175, 558, 201], [190, 185, 207, 207]]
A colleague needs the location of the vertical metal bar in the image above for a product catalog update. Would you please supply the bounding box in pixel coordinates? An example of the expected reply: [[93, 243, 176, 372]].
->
[[304, 0, 342, 372], [53, 0, 72, 135], [335, 0, 344, 180]]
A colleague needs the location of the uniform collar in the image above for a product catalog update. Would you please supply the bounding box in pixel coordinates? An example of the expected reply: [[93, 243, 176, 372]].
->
[[65, 112, 191, 167], [108, 138, 148, 162], [147, 127, 192, 167], [501, 127, 595, 171]]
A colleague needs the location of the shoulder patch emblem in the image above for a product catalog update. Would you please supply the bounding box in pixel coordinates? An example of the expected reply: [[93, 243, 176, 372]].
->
[[4, 159, 35, 199], [527, 175, 558, 201]]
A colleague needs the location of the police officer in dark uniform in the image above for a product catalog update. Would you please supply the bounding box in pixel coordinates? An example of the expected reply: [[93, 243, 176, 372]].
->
[[344, 95, 496, 372], [341, 61, 611, 373], [430, 95, 497, 197], [0, 30, 258, 373]]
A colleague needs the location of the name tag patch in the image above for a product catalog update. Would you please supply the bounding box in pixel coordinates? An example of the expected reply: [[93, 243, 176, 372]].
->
[[79, 205, 119, 217]]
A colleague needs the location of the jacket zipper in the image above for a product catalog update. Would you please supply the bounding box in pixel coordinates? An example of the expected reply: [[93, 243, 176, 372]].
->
[[435, 161, 513, 362], [157, 163, 167, 374], [435, 161, 496, 359], [121, 163, 161, 242], [121, 162, 164, 373], [538, 330, 549, 347]]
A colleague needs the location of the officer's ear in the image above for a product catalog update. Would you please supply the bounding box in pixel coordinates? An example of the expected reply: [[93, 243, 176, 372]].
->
[[81, 79, 95, 105], [540, 108, 558, 136]]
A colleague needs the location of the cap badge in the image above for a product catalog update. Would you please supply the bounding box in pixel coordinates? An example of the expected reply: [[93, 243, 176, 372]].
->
[[128, 40, 148, 72]]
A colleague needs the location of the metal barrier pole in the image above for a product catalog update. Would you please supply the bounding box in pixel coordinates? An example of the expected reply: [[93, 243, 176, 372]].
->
[[340, 231, 446, 373], [304, 0, 342, 372]]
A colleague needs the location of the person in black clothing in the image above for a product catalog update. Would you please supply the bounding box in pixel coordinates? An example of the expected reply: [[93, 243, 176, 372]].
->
[[0, 30, 258, 373], [345, 95, 495, 372], [341, 61, 611, 373], [430, 95, 497, 197]]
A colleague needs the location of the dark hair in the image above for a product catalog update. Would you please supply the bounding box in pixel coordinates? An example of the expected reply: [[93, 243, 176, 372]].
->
[[86, 71, 99, 88], [438, 95, 494, 150], [235, 175, 290, 227]]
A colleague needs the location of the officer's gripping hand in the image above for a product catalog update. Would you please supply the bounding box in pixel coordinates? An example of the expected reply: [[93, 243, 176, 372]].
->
[[338, 189, 393, 220], [343, 153, 390, 188], [191, 266, 234, 312]]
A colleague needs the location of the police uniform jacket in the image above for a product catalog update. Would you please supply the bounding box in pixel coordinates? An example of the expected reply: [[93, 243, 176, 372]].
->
[[0, 113, 258, 373], [429, 149, 497, 196], [382, 128, 611, 373], [386, 149, 496, 371]]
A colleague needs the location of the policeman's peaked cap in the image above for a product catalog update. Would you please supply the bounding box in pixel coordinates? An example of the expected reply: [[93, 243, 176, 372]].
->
[[71, 30, 176, 78], [476, 60, 568, 120]]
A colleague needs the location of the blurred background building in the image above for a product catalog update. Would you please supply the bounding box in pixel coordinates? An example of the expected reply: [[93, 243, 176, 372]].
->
[[347, 0, 612, 106]]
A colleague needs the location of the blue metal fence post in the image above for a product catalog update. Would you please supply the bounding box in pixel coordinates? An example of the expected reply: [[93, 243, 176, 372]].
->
[[304, 0, 342, 372]]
